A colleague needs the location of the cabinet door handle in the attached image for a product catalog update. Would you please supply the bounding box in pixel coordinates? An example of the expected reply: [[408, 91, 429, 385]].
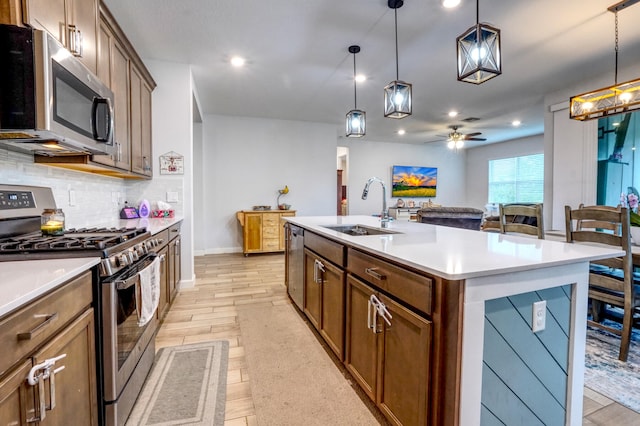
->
[[314, 259, 325, 284], [369, 294, 392, 331], [26, 353, 66, 422], [365, 267, 386, 281], [67, 24, 83, 57], [18, 313, 59, 340]]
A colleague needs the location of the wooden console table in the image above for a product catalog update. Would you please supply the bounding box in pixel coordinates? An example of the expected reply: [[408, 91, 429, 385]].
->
[[236, 210, 296, 255]]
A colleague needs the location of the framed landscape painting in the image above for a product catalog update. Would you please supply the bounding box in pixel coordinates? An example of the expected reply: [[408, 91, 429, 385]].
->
[[392, 165, 437, 197]]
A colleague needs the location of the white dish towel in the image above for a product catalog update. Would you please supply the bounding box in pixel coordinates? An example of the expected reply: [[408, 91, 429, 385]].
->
[[137, 256, 161, 326]]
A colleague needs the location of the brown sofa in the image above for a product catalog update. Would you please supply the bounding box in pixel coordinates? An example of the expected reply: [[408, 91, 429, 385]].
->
[[416, 207, 484, 230]]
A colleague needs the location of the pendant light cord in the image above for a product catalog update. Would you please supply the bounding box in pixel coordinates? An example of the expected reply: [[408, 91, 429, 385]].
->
[[353, 52, 358, 109], [614, 11, 619, 85], [394, 7, 399, 80]]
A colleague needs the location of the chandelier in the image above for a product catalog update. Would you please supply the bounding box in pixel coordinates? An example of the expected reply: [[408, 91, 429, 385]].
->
[[570, 0, 640, 121]]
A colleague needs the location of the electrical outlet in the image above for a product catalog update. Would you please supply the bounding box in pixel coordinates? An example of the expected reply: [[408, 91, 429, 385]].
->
[[532, 300, 546, 332], [166, 191, 179, 203]]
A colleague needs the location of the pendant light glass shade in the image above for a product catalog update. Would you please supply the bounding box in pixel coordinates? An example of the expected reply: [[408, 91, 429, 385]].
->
[[384, 80, 412, 118], [346, 109, 366, 137], [384, 0, 411, 119], [456, 0, 501, 84], [570, 77, 640, 120], [346, 45, 365, 137]]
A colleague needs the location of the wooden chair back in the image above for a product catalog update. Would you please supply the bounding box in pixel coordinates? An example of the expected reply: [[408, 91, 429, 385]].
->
[[564, 204, 637, 361], [498, 203, 544, 239], [575, 203, 622, 234]]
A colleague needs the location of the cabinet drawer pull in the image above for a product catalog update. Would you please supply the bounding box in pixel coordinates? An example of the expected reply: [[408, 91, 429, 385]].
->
[[365, 267, 386, 281], [18, 313, 59, 341]]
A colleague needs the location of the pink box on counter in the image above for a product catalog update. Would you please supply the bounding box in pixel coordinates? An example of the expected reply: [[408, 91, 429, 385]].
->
[[152, 210, 175, 218]]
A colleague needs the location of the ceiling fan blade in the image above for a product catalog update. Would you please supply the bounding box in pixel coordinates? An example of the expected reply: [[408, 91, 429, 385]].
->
[[424, 139, 445, 144], [466, 137, 487, 141], [465, 132, 482, 137]]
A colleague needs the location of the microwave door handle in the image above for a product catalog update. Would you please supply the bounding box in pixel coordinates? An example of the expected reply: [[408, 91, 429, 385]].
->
[[91, 97, 113, 143]]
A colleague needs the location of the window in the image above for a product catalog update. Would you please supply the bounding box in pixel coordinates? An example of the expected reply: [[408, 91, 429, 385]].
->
[[488, 153, 544, 203]]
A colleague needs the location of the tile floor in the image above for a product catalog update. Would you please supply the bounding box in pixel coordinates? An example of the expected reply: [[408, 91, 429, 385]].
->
[[155, 253, 640, 425]]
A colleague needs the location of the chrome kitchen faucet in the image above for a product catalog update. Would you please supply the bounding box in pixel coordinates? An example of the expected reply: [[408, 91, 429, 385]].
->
[[362, 177, 390, 228]]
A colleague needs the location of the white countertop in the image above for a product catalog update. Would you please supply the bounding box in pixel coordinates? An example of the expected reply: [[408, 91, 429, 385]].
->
[[285, 215, 624, 280], [0, 217, 182, 318], [81, 216, 183, 235], [0, 258, 100, 317]]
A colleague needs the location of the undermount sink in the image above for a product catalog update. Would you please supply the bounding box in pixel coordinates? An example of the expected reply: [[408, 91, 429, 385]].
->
[[321, 224, 401, 236]]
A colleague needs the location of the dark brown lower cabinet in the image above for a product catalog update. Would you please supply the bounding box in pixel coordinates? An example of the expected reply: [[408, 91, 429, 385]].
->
[[0, 309, 97, 425], [157, 244, 169, 319], [345, 275, 431, 426], [0, 361, 35, 425], [304, 248, 345, 360], [32, 309, 98, 425]]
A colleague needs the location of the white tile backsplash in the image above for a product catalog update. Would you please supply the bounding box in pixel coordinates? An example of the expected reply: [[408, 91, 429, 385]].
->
[[0, 149, 183, 228]]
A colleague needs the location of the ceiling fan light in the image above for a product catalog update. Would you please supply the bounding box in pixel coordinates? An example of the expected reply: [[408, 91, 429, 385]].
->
[[456, 140, 464, 149], [457, 22, 501, 84], [346, 109, 366, 137], [447, 140, 456, 149], [384, 80, 412, 118]]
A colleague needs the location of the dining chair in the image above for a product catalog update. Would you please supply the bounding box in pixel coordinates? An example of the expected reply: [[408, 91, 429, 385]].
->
[[575, 203, 622, 234], [564, 204, 640, 362], [498, 203, 544, 239]]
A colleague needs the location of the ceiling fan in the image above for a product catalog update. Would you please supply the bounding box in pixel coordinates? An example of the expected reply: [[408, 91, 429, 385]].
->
[[425, 125, 487, 149]]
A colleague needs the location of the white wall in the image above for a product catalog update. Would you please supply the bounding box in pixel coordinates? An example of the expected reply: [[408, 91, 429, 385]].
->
[[465, 135, 544, 211], [342, 139, 467, 215], [201, 115, 337, 253], [129, 59, 196, 287]]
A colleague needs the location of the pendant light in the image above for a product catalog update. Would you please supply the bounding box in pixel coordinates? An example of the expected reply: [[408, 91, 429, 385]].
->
[[346, 45, 366, 137], [456, 0, 501, 84], [384, 0, 412, 119], [570, 0, 640, 121]]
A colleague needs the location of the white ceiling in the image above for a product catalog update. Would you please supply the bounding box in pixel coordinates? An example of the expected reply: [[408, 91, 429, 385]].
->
[[103, 0, 640, 148]]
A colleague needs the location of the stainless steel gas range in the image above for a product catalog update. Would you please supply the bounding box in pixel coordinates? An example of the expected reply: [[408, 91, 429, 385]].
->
[[0, 184, 164, 426]]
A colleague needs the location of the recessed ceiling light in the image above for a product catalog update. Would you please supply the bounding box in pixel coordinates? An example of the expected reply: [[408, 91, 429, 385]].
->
[[355, 74, 366, 83], [230, 56, 245, 67], [442, 0, 461, 8], [397, 129, 406, 135], [448, 110, 458, 118], [512, 120, 521, 126]]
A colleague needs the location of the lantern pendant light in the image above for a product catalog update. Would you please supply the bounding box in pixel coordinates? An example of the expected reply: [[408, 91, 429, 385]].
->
[[570, 0, 640, 121], [384, 0, 412, 119], [456, 0, 501, 84], [346, 45, 366, 137]]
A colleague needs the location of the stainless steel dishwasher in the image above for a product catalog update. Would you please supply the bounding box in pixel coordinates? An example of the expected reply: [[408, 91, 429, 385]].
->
[[286, 223, 304, 309]]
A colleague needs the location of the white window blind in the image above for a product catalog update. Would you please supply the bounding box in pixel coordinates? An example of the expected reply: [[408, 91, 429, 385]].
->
[[488, 153, 544, 203]]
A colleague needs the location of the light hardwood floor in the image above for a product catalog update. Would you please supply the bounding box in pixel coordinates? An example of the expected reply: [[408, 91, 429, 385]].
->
[[155, 253, 640, 426]]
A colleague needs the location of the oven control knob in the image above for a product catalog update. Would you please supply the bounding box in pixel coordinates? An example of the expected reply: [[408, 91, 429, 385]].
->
[[131, 251, 139, 262], [118, 254, 129, 267]]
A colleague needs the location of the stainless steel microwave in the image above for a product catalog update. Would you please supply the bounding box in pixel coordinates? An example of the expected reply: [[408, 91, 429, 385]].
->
[[0, 24, 115, 156]]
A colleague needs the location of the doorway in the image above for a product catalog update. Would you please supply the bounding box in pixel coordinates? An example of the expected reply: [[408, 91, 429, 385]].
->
[[337, 147, 349, 215]]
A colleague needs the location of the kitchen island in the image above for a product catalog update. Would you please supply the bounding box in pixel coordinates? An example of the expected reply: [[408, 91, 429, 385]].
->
[[284, 215, 623, 426]]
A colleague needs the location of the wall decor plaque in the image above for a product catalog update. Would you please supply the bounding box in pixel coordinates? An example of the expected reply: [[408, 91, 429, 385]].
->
[[159, 151, 184, 175]]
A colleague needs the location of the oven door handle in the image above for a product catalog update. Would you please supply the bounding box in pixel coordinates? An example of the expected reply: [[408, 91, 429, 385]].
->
[[115, 274, 138, 290], [114, 253, 157, 290]]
